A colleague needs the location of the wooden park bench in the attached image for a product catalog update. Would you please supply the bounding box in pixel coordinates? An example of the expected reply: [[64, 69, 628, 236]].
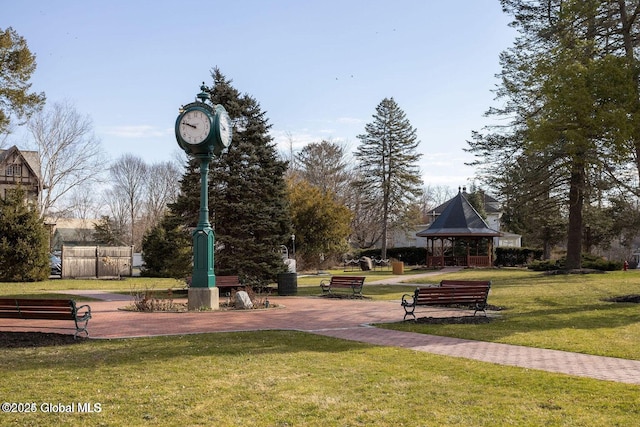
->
[[215, 276, 244, 295], [400, 281, 491, 321], [213, 275, 274, 295], [320, 276, 365, 298], [0, 298, 92, 338]]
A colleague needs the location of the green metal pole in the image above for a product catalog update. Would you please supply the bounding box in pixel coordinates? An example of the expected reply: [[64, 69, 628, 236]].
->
[[191, 154, 215, 288]]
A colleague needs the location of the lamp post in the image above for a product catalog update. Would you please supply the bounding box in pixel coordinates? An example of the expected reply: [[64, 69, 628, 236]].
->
[[175, 84, 232, 310]]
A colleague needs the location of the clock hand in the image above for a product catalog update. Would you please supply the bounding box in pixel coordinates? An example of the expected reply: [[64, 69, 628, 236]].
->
[[182, 122, 197, 129]]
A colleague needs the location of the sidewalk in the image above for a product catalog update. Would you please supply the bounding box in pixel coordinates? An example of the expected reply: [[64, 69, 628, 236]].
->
[[3, 288, 640, 385]]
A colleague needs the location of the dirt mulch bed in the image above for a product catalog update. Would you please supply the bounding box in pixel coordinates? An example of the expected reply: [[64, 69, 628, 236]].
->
[[0, 332, 88, 348], [412, 315, 494, 324], [604, 294, 640, 303]]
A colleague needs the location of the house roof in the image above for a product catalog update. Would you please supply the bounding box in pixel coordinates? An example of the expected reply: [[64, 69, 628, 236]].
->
[[417, 190, 501, 238], [47, 218, 100, 231], [0, 145, 41, 179]]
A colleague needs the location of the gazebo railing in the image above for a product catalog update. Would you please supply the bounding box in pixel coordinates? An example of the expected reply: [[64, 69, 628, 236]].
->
[[427, 255, 492, 267], [467, 256, 492, 267]]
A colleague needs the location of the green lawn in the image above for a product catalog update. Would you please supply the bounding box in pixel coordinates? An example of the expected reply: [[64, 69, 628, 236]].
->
[[1, 331, 638, 426], [379, 268, 640, 360], [1, 269, 640, 425], [0, 277, 184, 294]]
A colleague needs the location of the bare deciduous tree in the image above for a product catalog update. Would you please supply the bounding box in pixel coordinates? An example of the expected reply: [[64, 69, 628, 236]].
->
[[102, 187, 129, 242], [27, 101, 104, 218], [145, 160, 181, 227], [109, 154, 148, 248], [295, 139, 353, 202], [419, 185, 455, 222]]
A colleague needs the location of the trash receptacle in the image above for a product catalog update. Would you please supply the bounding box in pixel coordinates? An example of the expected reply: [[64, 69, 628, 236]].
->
[[359, 256, 372, 271], [392, 261, 404, 275], [277, 272, 297, 296]]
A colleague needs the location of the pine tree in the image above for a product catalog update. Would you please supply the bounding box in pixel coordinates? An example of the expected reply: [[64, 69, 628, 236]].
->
[[0, 186, 49, 281], [353, 97, 423, 259], [93, 215, 125, 246], [468, 0, 638, 269], [140, 212, 191, 279], [147, 70, 293, 284], [0, 27, 45, 135], [207, 68, 292, 285]]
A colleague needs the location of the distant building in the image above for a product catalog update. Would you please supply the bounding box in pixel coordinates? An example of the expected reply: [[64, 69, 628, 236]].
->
[[424, 187, 521, 249], [50, 218, 100, 250], [380, 187, 521, 250], [0, 145, 41, 203]]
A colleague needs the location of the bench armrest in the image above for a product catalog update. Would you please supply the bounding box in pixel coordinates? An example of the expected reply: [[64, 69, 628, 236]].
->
[[75, 304, 92, 320], [401, 293, 415, 306]]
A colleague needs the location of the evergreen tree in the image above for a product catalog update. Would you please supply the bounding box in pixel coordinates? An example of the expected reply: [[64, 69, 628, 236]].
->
[[468, 0, 637, 269], [151, 70, 293, 284], [353, 97, 423, 259], [0, 186, 49, 281], [207, 69, 292, 284], [93, 215, 125, 246], [140, 212, 191, 279], [0, 27, 45, 135], [141, 158, 197, 278]]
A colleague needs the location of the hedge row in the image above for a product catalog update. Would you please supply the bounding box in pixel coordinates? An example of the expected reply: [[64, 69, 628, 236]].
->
[[357, 247, 427, 266], [495, 247, 544, 267]]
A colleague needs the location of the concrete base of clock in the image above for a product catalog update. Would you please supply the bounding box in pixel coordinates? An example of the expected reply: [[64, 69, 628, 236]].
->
[[188, 287, 219, 311]]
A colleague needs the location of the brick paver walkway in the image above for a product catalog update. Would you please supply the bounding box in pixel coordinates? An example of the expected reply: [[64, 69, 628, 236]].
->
[[3, 290, 640, 385]]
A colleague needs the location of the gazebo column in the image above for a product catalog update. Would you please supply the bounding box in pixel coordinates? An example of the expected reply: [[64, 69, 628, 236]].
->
[[488, 238, 494, 266]]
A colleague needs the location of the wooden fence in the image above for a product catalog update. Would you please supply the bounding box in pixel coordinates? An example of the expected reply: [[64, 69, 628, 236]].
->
[[61, 246, 134, 278]]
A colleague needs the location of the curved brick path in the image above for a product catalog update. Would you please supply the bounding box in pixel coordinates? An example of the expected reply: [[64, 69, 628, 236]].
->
[[3, 291, 640, 385]]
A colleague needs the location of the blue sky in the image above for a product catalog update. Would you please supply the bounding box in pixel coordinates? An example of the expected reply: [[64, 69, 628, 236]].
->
[[3, 0, 515, 191]]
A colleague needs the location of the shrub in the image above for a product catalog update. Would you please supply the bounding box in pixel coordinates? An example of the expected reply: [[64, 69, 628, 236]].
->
[[528, 260, 560, 271], [495, 247, 544, 267], [527, 253, 623, 271], [358, 247, 427, 265]]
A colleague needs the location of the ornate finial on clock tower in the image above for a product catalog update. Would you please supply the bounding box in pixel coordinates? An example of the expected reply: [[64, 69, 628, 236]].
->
[[196, 82, 209, 103]]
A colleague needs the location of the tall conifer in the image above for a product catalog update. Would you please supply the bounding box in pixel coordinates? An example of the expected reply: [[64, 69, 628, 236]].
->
[[206, 69, 292, 284], [353, 97, 423, 259], [143, 69, 294, 282]]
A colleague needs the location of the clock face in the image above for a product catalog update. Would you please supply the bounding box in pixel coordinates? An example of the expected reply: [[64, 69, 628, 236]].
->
[[216, 105, 232, 148], [178, 109, 211, 144]]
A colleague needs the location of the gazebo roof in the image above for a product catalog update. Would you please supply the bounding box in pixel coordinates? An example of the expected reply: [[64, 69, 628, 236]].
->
[[417, 190, 501, 238], [430, 189, 501, 215]]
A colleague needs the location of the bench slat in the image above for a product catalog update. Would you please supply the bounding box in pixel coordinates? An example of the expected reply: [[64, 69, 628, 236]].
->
[[401, 283, 491, 320], [0, 298, 72, 307], [1, 312, 76, 320], [320, 276, 365, 298], [215, 276, 240, 286], [0, 298, 91, 338]]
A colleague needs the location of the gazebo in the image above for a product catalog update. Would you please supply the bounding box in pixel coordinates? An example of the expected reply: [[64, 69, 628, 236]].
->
[[417, 190, 501, 267]]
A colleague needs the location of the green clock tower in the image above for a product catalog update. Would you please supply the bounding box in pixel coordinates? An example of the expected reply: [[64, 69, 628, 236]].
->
[[175, 84, 232, 310]]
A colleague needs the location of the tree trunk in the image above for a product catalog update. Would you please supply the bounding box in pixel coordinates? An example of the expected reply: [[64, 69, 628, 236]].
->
[[565, 163, 585, 270], [618, 0, 640, 187]]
